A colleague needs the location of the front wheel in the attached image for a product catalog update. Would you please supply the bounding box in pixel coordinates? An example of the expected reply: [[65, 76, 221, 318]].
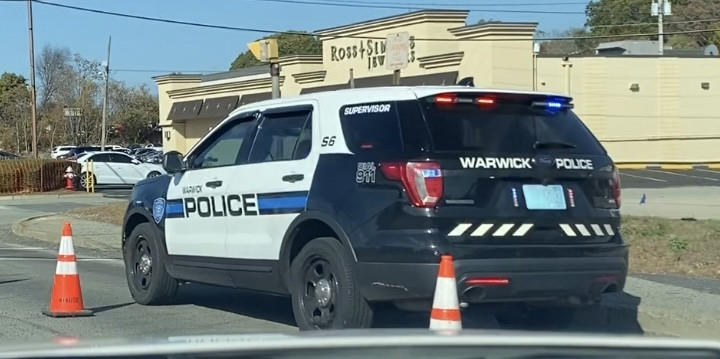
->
[[290, 237, 373, 330], [147, 171, 162, 178], [124, 223, 178, 305]]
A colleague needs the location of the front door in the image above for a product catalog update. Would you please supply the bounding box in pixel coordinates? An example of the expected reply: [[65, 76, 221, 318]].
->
[[225, 103, 319, 260], [164, 114, 258, 258]]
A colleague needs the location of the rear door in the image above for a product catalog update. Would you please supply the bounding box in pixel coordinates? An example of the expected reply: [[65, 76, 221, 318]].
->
[[414, 91, 620, 244]]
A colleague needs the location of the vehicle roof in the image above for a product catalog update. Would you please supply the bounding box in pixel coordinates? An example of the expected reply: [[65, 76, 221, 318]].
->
[[229, 86, 571, 118], [81, 151, 129, 156]]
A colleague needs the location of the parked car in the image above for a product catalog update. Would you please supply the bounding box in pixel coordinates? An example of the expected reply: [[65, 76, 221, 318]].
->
[[58, 146, 103, 160], [75, 151, 165, 189], [0, 150, 20, 160], [51, 146, 76, 159]]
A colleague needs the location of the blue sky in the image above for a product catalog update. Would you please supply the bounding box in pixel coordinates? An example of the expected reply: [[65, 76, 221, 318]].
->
[[1, 0, 590, 91]]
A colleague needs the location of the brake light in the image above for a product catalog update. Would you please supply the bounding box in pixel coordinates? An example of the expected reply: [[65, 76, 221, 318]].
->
[[611, 166, 622, 208], [380, 161, 443, 208], [434, 94, 457, 104]]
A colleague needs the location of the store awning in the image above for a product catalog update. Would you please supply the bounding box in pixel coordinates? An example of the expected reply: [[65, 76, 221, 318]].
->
[[167, 100, 203, 122], [300, 83, 351, 94], [197, 95, 239, 120], [402, 71, 459, 86], [239, 92, 272, 106], [298, 71, 460, 95]]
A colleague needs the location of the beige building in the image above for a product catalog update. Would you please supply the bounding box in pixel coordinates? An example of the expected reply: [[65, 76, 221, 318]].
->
[[155, 10, 720, 165]]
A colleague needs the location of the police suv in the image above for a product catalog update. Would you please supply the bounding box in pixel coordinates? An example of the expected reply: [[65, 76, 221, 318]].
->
[[122, 86, 628, 330]]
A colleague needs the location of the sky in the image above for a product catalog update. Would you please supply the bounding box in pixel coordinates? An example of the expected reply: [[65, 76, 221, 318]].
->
[[0, 0, 590, 92]]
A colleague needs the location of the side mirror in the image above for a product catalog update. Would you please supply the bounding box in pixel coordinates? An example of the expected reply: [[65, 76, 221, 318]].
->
[[163, 150, 186, 173], [131, 159, 141, 165]]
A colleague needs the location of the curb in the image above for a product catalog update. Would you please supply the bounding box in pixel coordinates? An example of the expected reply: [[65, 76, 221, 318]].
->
[[0, 192, 103, 201], [616, 163, 720, 170], [10, 213, 61, 243]]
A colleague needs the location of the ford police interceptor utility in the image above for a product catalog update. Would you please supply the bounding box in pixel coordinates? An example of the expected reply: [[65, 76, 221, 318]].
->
[[121, 86, 627, 330]]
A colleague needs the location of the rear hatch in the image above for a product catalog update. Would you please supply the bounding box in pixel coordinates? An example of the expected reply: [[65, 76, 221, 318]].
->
[[411, 91, 621, 245]]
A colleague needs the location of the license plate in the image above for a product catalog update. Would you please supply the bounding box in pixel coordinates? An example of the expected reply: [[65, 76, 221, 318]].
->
[[522, 184, 567, 210]]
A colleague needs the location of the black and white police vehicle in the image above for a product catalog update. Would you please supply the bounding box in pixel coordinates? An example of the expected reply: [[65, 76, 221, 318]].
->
[[122, 86, 628, 330]]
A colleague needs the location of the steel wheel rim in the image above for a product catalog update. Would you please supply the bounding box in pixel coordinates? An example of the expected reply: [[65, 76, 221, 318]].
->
[[131, 235, 153, 291], [299, 256, 338, 329]]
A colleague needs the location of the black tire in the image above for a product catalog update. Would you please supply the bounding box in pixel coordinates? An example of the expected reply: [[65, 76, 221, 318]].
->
[[78, 172, 96, 190], [147, 171, 162, 178], [290, 237, 373, 330], [124, 223, 178, 305]]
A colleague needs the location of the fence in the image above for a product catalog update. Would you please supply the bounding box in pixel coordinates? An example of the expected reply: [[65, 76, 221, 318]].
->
[[0, 159, 81, 194]]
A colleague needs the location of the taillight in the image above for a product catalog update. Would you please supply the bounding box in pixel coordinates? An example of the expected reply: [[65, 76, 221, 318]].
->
[[380, 161, 443, 208], [611, 166, 622, 208]]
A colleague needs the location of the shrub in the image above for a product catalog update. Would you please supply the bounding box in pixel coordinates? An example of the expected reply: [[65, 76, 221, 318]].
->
[[0, 159, 82, 194]]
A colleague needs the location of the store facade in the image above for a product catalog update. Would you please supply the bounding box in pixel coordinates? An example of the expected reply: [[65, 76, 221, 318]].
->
[[155, 9, 720, 164]]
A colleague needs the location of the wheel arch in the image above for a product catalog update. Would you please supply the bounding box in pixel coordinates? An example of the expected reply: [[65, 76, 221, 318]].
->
[[278, 211, 357, 290], [123, 207, 168, 254]]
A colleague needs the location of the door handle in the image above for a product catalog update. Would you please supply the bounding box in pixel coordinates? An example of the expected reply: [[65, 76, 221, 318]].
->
[[282, 174, 304, 183], [206, 180, 223, 188]]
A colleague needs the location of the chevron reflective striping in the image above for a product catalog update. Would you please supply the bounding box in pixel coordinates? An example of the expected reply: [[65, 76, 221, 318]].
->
[[492, 224, 514, 237], [470, 224, 494, 237], [448, 223, 472, 237], [574, 224, 591, 237], [559, 224, 576, 236], [590, 224, 604, 236], [512, 223, 533, 237], [604, 224, 615, 236]]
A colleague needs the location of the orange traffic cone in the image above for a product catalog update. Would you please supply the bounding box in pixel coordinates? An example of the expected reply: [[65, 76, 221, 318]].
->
[[42, 223, 93, 317], [429, 255, 462, 330]]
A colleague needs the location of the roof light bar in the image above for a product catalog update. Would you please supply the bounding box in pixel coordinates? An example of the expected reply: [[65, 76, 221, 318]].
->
[[532, 99, 574, 109]]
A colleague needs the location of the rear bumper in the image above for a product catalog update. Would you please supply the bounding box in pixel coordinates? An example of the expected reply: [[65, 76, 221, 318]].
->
[[356, 250, 628, 305]]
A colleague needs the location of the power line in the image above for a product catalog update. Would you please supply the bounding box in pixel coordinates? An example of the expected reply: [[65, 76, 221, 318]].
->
[[113, 69, 226, 73], [592, 17, 720, 29], [314, 0, 588, 7], [28, 0, 720, 42], [247, 0, 585, 14]]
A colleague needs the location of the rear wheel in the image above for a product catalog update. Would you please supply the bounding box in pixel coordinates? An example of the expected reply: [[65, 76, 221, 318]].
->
[[78, 172, 96, 190], [290, 237, 373, 330], [147, 171, 162, 178]]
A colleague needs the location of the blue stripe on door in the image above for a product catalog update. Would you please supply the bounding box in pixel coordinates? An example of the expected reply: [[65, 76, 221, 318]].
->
[[256, 191, 308, 215]]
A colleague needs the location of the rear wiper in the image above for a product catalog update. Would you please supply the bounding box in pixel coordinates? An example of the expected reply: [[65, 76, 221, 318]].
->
[[533, 141, 577, 149]]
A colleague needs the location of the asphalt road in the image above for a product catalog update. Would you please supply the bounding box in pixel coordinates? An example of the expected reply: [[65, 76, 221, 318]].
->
[[619, 168, 720, 188], [0, 233, 653, 342]]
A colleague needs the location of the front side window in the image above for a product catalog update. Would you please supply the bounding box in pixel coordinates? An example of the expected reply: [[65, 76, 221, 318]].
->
[[248, 109, 312, 163], [190, 116, 257, 169], [108, 153, 133, 163]]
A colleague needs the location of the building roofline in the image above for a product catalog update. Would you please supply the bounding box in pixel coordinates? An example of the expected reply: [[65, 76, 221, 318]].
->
[[315, 9, 469, 36]]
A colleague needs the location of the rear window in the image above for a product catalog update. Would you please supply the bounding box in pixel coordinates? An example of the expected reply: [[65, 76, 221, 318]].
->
[[420, 92, 605, 155]]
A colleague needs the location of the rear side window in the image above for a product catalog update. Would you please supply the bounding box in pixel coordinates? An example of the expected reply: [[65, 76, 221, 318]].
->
[[339, 102, 403, 156], [420, 93, 605, 155]]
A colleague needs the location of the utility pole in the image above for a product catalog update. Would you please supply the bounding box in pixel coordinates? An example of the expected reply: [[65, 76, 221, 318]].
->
[[101, 36, 111, 151], [246, 39, 279, 98], [652, 0, 672, 55], [27, 0, 38, 158]]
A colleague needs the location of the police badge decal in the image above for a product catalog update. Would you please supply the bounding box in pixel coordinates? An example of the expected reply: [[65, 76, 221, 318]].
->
[[153, 198, 166, 224]]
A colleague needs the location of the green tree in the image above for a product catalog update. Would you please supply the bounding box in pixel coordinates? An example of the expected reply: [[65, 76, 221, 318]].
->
[[0, 73, 31, 153], [586, 0, 720, 47], [107, 82, 159, 144], [230, 31, 321, 70]]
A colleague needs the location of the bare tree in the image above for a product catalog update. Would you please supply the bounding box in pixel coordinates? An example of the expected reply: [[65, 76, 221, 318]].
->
[[36, 45, 72, 110]]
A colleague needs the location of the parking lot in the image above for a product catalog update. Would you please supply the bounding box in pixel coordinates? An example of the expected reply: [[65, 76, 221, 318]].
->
[[619, 168, 720, 188]]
